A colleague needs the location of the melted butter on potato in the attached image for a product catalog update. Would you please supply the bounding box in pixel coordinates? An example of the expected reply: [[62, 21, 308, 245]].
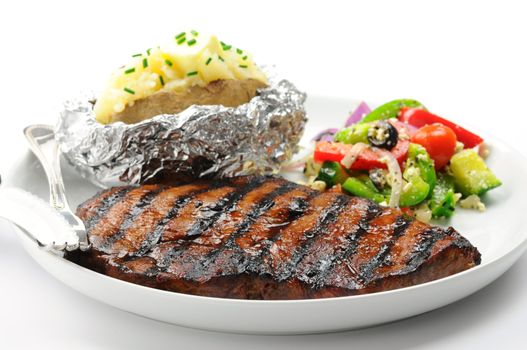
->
[[94, 31, 268, 124]]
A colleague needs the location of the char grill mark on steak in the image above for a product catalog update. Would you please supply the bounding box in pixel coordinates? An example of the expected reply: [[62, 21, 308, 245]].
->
[[236, 187, 316, 275], [272, 194, 351, 281], [160, 178, 288, 280], [396, 227, 446, 275], [264, 192, 349, 281], [151, 177, 270, 272], [181, 180, 300, 281], [86, 185, 161, 252], [235, 188, 315, 250], [160, 186, 236, 243], [357, 215, 413, 283], [133, 185, 216, 256], [101, 187, 165, 253], [79, 187, 131, 230], [295, 197, 369, 286], [371, 219, 434, 278], [344, 208, 408, 285], [315, 202, 382, 288], [111, 183, 210, 256], [184, 176, 270, 239]]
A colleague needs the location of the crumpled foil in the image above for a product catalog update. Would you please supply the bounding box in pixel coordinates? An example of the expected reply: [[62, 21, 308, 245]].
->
[[55, 77, 307, 188]]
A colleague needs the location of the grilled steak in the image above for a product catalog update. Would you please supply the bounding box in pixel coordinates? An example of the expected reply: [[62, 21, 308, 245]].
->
[[67, 175, 481, 299]]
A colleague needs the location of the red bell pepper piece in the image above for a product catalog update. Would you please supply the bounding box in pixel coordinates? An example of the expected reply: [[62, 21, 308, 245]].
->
[[314, 140, 409, 170], [399, 108, 483, 148]]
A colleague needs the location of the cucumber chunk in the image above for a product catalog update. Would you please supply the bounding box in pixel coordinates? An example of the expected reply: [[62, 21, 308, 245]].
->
[[450, 149, 501, 196]]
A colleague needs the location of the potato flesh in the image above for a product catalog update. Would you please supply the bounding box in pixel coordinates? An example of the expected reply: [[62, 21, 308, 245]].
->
[[109, 78, 267, 124]]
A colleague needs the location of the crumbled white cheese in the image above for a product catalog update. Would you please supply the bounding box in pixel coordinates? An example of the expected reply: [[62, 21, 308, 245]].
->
[[454, 141, 464, 153], [402, 181, 413, 192], [398, 131, 410, 141], [444, 165, 454, 177], [303, 157, 322, 177], [310, 180, 327, 192], [414, 202, 432, 223], [459, 195, 486, 211], [416, 153, 427, 161], [478, 143, 490, 159], [405, 166, 420, 178]]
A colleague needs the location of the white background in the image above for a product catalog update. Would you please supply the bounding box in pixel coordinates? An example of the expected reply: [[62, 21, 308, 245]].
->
[[1, 0, 527, 348]]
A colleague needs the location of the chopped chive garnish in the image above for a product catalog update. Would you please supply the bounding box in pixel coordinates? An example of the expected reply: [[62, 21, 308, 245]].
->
[[205, 57, 212, 65], [242, 55, 248, 60], [175, 32, 186, 39], [124, 68, 136, 74], [159, 75, 165, 86], [191, 30, 198, 36], [132, 53, 142, 57], [146, 48, 152, 56], [218, 55, 225, 62], [123, 87, 135, 94], [239, 64, 248, 68], [142, 58, 148, 68], [165, 59, 173, 66], [220, 41, 232, 51], [187, 71, 198, 76], [187, 38, 197, 46], [177, 37, 186, 45], [236, 48, 243, 54]]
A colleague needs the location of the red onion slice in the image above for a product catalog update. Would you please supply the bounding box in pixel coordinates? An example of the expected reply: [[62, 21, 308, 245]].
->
[[345, 101, 371, 127], [311, 128, 338, 142]]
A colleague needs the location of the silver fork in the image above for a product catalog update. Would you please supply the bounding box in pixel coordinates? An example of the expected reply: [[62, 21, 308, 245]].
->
[[24, 124, 90, 251]]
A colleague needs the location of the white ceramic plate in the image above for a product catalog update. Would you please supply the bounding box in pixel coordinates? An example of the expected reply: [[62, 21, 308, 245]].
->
[[2, 96, 527, 334]]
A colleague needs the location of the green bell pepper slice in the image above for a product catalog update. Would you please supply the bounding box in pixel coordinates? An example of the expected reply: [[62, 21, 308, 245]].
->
[[334, 123, 371, 144], [399, 170, 430, 207], [342, 176, 386, 204], [398, 143, 436, 207], [429, 173, 458, 218], [316, 161, 349, 187], [359, 99, 426, 124], [407, 143, 436, 194]]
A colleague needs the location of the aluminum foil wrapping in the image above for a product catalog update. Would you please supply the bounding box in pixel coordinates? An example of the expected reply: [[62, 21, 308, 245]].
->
[[55, 77, 307, 188]]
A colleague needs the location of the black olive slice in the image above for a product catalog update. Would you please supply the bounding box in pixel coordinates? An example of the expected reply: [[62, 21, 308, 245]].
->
[[367, 121, 399, 149]]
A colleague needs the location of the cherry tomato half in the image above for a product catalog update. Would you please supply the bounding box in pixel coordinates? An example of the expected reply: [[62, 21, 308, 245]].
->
[[411, 123, 457, 170]]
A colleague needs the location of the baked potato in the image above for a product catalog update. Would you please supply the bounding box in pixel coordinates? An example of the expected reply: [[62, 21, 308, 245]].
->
[[93, 31, 268, 124]]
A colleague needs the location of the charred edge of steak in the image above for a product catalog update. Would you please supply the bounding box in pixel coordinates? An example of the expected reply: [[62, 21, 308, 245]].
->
[[67, 236, 480, 300]]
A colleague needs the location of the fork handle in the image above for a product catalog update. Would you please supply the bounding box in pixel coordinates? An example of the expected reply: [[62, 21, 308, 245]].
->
[[24, 125, 70, 211]]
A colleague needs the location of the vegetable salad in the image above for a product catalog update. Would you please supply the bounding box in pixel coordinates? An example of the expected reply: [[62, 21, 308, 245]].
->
[[306, 99, 501, 221]]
